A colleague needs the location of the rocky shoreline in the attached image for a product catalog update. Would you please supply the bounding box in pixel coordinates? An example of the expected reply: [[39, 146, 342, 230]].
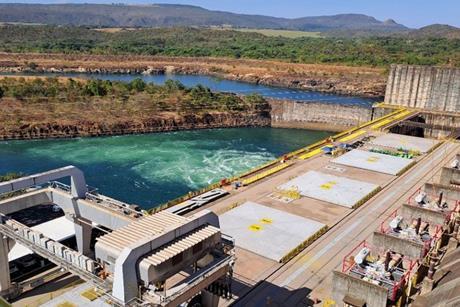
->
[[0, 112, 271, 141], [0, 53, 387, 98]]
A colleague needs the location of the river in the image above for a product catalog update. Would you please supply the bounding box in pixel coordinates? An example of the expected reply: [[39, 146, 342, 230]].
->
[[0, 72, 373, 209], [0, 128, 332, 209], [4, 72, 377, 106]]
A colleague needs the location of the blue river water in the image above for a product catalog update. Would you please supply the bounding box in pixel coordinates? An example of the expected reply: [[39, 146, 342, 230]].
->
[[6, 72, 377, 106], [0, 72, 373, 209], [0, 128, 332, 209]]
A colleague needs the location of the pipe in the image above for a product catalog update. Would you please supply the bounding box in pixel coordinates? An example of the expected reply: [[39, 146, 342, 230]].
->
[[384, 250, 391, 271], [415, 217, 422, 235], [437, 192, 444, 208], [427, 260, 436, 279]]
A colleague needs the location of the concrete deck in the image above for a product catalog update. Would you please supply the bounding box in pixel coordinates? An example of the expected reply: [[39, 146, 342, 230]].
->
[[332, 149, 413, 175], [234, 141, 459, 307], [370, 133, 439, 153], [278, 171, 380, 208], [220, 202, 325, 262]]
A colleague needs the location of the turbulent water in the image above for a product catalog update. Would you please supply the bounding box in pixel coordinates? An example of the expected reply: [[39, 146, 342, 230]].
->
[[0, 128, 331, 208]]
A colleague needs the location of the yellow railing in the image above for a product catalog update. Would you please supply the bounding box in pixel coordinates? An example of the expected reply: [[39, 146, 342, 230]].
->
[[280, 225, 329, 263], [242, 162, 292, 186], [151, 106, 411, 214]]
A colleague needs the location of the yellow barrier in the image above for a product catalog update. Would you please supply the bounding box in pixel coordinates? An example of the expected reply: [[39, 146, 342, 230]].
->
[[299, 148, 323, 160], [372, 110, 414, 130], [242, 163, 292, 186], [371, 118, 393, 130], [280, 225, 329, 263], [352, 186, 382, 210], [152, 106, 411, 214], [338, 130, 366, 142], [393, 110, 413, 120]]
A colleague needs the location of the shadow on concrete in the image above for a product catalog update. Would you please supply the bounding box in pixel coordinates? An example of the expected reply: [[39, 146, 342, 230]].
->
[[232, 280, 313, 307], [11, 273, 82, 303]]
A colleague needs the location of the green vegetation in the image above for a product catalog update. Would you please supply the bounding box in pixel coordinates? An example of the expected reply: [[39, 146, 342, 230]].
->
[[0, 77, 268, 114], [0, 173, 22, 182], [0, 25, 458, 67], [232, 28, 321, 38], [0, 172, 23, 200]]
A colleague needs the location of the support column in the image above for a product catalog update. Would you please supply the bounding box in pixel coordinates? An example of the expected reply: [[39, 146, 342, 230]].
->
[[0, 235, 11, 296], [202, 290, 220, 307], [71, 217, 92, 256]]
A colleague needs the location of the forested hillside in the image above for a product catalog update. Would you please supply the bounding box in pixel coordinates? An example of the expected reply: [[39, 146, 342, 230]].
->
[[0, 26, 458, 67]]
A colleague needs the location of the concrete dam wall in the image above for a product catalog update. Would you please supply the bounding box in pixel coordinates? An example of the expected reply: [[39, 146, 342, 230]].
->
[[269, 99, 373, 132], [384, 64, 460, 112]]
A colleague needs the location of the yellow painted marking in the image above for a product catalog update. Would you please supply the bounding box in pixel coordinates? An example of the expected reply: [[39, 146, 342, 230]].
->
[[367, 156, 380, 163], [242, 163, 291, 186], [260, 218, 273, 224], [320, 181, 337, 190], [393, 110, 413, 120], [322, 298, 336, 307], [339, 130, 366, 142], [248, 224, 263, 232], [299, 148, 322, 160], [371, 118, 392, 130]]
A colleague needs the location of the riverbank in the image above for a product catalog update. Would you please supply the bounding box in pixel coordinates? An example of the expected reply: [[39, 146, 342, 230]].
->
[[0, 53, 387, 98], [0, 77, 271, 141]]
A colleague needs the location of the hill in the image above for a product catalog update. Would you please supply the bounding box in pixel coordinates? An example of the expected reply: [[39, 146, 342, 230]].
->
[[409, 24, 460, 39], [0, 26, 458, 67], [0, 3, 408, 34]]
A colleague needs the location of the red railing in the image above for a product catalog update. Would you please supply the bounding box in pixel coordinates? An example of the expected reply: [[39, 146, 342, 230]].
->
[[390, 259, 417, 301], [342, 240, 419, 301], [379, 208, 400, 233], [446, 201, 460, 223], [379, 208, 444, 258], [341, 240, 369, 273], [407, 187, 422, 206], [407, 187, 460, 222]]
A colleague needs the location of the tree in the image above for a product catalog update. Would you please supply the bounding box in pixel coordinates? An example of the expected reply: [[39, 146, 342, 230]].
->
[[84, 80, 108, 96], [0, 86, 4, 99], [130, 78, 146, 92]]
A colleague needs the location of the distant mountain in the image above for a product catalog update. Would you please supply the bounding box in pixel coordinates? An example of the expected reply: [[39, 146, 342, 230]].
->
[[0, 3, 409, 34], [409, 24, 460, 39], [286, 14, 407, 32]]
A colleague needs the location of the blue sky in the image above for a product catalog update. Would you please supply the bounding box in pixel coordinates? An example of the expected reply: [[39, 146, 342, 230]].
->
[[1, 0, 459, 28]]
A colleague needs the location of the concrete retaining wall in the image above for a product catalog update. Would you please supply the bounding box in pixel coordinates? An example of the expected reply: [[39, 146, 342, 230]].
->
[[401, 204, 446, 226], [440, 167, 460, 186], [372, 231, 424, 259], [332, 271, 388, 307], [384, 65, 460, 112], [424, 183, 460, 203], [269, 99, 373, 132]]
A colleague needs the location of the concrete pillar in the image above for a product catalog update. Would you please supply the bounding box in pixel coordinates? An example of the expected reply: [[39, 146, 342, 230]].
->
[[0, 235, 11, 296], [202, 290, 219, 307], [447, 237, 459, 253], [73, 217, 92, 256], [421, 278, 435, 295]]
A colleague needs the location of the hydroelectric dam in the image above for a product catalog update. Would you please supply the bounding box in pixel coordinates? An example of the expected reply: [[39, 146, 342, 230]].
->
[[1, 64, 460, 307]]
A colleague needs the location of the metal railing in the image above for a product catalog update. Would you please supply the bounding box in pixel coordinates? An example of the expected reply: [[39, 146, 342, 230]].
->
[[49, 181, 144, 218]]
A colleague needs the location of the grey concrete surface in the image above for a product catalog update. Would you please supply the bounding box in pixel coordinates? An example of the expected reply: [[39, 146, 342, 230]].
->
[[370, 133, 438, 153], [219, 201, 325, 262], [279, 171, 379, 208], [332, 149, 413, 175]]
